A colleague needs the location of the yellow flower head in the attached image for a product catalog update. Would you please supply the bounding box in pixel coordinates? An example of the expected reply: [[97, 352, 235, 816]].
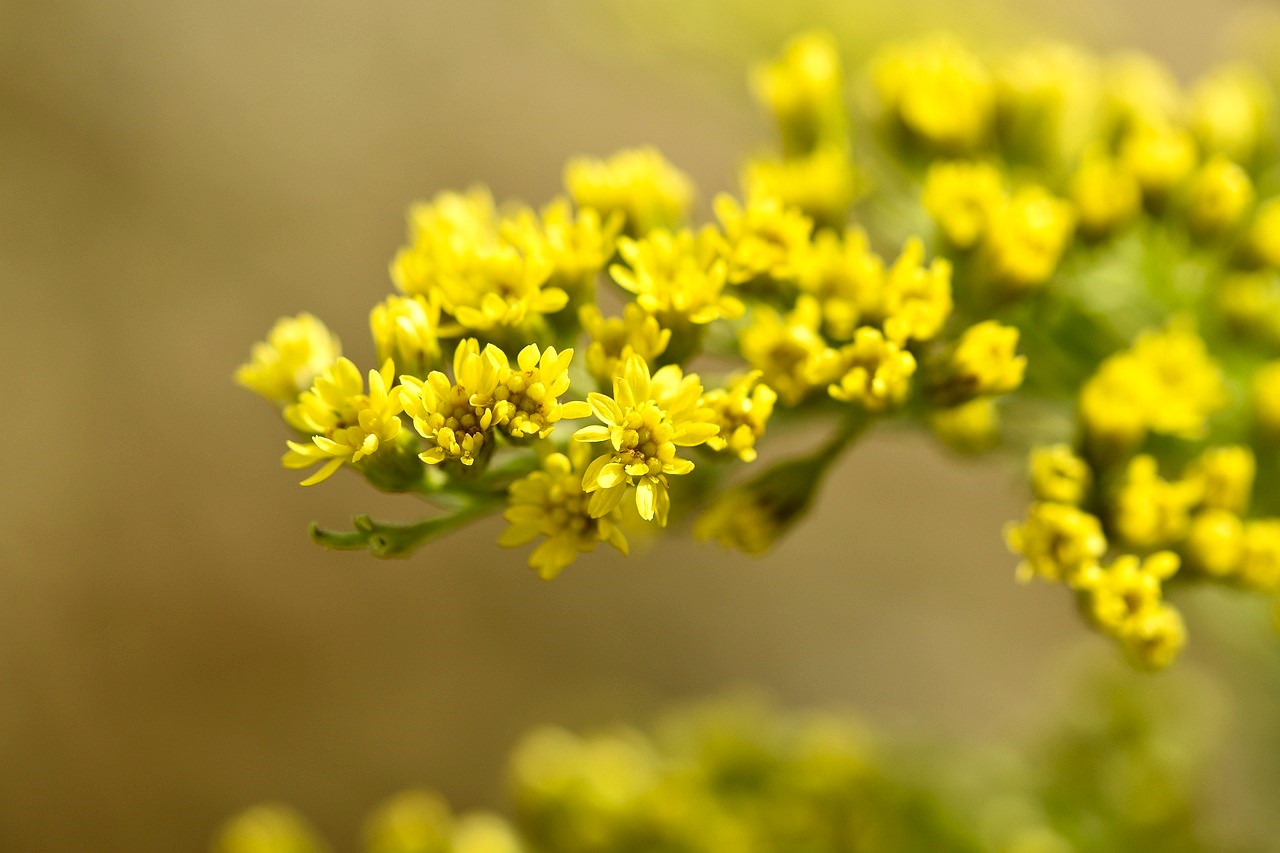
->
[[450, 814, 526, 853], [580, 303, 672, 388], [500, 442, 629, 580], [283, 358, 404, 486], [945, 320, 1026, 400], [1186, 445, 1255, 514], [1006, 502, 1107, 584], [1110, 455, 1199, 550], [1185, 155, 1254, 237], [795, 227, 884, 341], [364, 789, 453, 853], [742, 145, 858, 228], [1119, 118, 1198, 198], [827, 327, 916, 411], [437, 242, 566, 334], [995, 42, 1101, 164], [473, 344, 591, 440], [236, 313, 341, 406], [929, 397, 1000, 454], [1218, 272, 1280, 345], [1248, 197, 1280, 268], [1189, 64, 1271, 163], [1070, 148, 1142, 238], [879, 237, 953, 344], [573, 354, 719, 526], [701, 371, 777, 462], [1253, 360, 1280, 435], [984, 186, 1075, 290], [740, 296, 838, 406], [610, 227, 741, 325], [751, 30, 846, 155], [1029, 445, 1092, 505], [501, 197, 623, 293], [714, 193, 815, 285], [872, 35, 995, 151], [1079, 551, 1179, 635], [1117, 602, 1187, 669], [370, 293, 446, 379], [1241, 520, 1280, 591], [1186, 509, 1245, 577], [390, 186, 498, 295], [400, 339, 502, 467], [214, 804, 327, 853], [564, 147, 695, 237], [922, 160, 1004, 250], [1103, 53, 1183, 129]]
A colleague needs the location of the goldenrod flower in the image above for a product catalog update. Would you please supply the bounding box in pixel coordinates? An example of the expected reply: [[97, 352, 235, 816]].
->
[[1186, 509, 1245, 576], [1247, 198, 1280, 268], [1006, 502, 1107, 584], [713, 193, 814, 284], [1241, 520, 1280, 591], [1080, 551, 1179, 635], [499, 443, 629, 580], [872, 35, 994, 150], [579, 303, 671, 387], [1119, 119, 1197, 198], [1186, 446, 1255, 514], [1186, 155, 1254, 237], [214, 804, 328, 853], [694, 449, 830, 554], [437, 243, 566, 334], [742, 145, 857, 228], [1029, 445, 1092, 505], [1218, 272, 1280, 345], [1117, 602, 1187, 669], [740, 296, 838, 405], [922, 160, 1004, 250], [1110, 455, 1198, 549], [879, 237, 953, 344], [984, 186, 1075, 290], [390, 187, 498, 296], [564, 147, 694, 236], [1189, 64, 1271, 163], [751, 30, 846, 155], [573, 354, 718, 525], [795, 227, 883, 341], [994, 43, 1100, 164], [236, 313, 341, 406], [473, 344, 591, 440], [1070, 149, 1142, 238], [1102, 53, 1183, 128], [283, 359, 404, 486], [370, 293, 446, 379], [364, 790, 453, 853], [610, 228, 741, 325], [701, 371, 777, 462], [827, 327, 916, 411], [401, 339, 502, 467], [501, 197, 622, 293], [1253, 360, 1280, 434], [451, 814, 526, 853], [929, 398, 1000, 454], [944, 320, 1026, 400]]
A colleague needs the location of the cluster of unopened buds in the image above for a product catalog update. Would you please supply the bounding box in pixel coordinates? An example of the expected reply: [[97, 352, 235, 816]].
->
[[241, 29, 1280, 667]]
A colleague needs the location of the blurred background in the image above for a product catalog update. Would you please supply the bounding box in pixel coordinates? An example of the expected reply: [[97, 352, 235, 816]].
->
[[4, 1, 1280, 850]]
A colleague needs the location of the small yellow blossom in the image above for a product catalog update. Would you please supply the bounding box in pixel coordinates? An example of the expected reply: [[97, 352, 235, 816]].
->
[[401, 339, 502, 467], [795, 227, 883, 341], [984, 186, 1075, 290], [945, 320, 1027, 400], [573, 354, 719, 525], [742, 145, 857, 228], [436, 243, 566, 334], [1103, 53, 1183, 129], [1189, 64, 1271, 163], [1029, 445, 1092, 505], [1006, 502, 1107, 584], [1185, 156, 1254, 237], [1117, 602, 1187, 669], [364, 790, 453, 853], [580, 303, 671, 387], [1253, 360, 1280, 435], [701, 371, 777, 462], [1186, 446, 1255, 513], [214, 804, 328, 853], [1110, 455, 1199, 550], [500, 443, 629, 580], [1081, 551, 1180, 636], [1070, 149, 1142, 238], [923, 160, 1004, 250], [873, 35, 994, 150], [879, 237, 953, 344], [1185, 509, 1245, 576], [451, 814, 526, 853], [694, 487, 787, 555], [827, 327, 916, 411], [740, 296, 838, 405], [751, 30, 846, 155], [370, 293, 445, 378], [501, 197, 623, 293], [283, 359, 404, 486], [236, 313, 341, 406], [1241, 521, 1280, 591], [1218, 272, 1280, 345], [714, 193, 814, 284], [475, 344, 591, 440], [995, 43, 1101, 164], [1247, 197, 1280, 268], [929, 397, 1000, 454], [390, 187, 498, 295], [1119, 119, 1198, 198], [610, 228, 741, 325], [564, 147, 695, 236]]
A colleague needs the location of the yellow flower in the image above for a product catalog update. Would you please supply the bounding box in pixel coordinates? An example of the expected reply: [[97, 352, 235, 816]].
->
[[1080, 551, 1179, 635], [573, 354, 719, 525], [214, 804, 328, 853], [1110, 455, 1198, 550], [1116, 602, 1186, 669], [795, 227, 884, 341], [1102, 53, 1183, 129], [236, 313, 341, 406], [879, 237, 953, 344], [1029, 445, 1092, 505], [984, 186, 1075, 290], [995, 42, 1101, 164], [827, 327, 916, 411], [473, 344, 591, 440], [1119, 119, 1198, 198], [922, 160, 1004, 250], [1006, 502, 1107, 584], [1070, 149, 1142, 238], [610, 228, 741, 325], [1253, 360, 1280, 435], [1189, 64, 1271, 163], [283, 359, 404, 486], [370, 294, 446, 379], [693, 449, 830, 554], [1247, 197, 1280, 268], [929, 398, 1000, 454], [741, 145, 858, 228], [872, 35, 994, 150], [450, 814, 526, 853], [400, 339, 502, 467], [713, 193, 814, 285], [437, 242, 566, 334], [499, 442, 629, 580], [740, 296, 837, 405], [1185, 509, 1245, 576], [945, 320, 1026, 400], [364, 790, 453, 853], [1185, 155, 1253, 237], [501, 197, 623, 293], [751, 30, 846, 155], [564, 147, 695, 236], [1218, 272, 1280, 345], [701, 371, 777, 462], [390, 187, 498, 295], [1241, 520, 1280, 591], [1186, 446, 1255, 514]]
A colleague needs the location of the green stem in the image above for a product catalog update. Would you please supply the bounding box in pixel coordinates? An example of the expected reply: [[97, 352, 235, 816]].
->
[[309, 498, 501, 559]]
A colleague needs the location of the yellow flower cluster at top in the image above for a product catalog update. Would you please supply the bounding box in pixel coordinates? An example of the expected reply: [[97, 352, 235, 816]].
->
[[240, 28, 1280, 668]]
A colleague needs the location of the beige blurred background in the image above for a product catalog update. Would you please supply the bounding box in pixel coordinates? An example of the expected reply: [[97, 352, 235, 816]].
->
[[2, 1, 1277, 850]]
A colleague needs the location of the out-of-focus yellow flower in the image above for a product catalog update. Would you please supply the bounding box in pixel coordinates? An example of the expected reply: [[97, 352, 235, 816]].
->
[[1241, 520, 1280, 591], [390, 187, 497, 296], [1186, 446, 1255, 513], [237, 313, 341, 406], [929, 397, 1000, 454], [401, 339, 501, 467], [740, 296, 837, 405], [1189, 64, 1271, 163], [1029, 445, 1092, 505], [827, 327, 916, 411], [579, 303, 671, 387], [922, 160, 1004, 250], [1081, 551, 1179, 636], [945, 320, 1027, 400], [873, 35, 994, 150], [701, 371, 777, 462], [1119, 119, 1198, 198], [364, 789, 453, 853], [694, 448, 831, 554], [742, 145, 857, 228], [984, 186, 1075, 290], [1185, 156, 1254, 237], [713, 193, 814, 284], [751, 30, 846, 155], [573, 354, 718, 525], [283, 359, 404, 486], [501, 197, 623, 293], [437, 244, 565, 335], [1103, 53, 1183, 129], [1116, 601, 1186, 669], [215, 805, 329, 853], [794, 227, 883, 341], [450, 814, 526, 853], [995, 42, 1101, 164], [1070, 148, 1142, 238], [500, 442, 628, 580], [1247, 197, 1280, 268], [1186, 509, 1245, 576], [370, 294, 446, 379], [1110, 455, 1199, 549], [565, 147, 695, 236], [610, 227, 741, 325], [1218, 272, 1280, 345], [1006, 502, 1107, 584], [1253, 360, 1280, 435], [880, 237, 953, 344]]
